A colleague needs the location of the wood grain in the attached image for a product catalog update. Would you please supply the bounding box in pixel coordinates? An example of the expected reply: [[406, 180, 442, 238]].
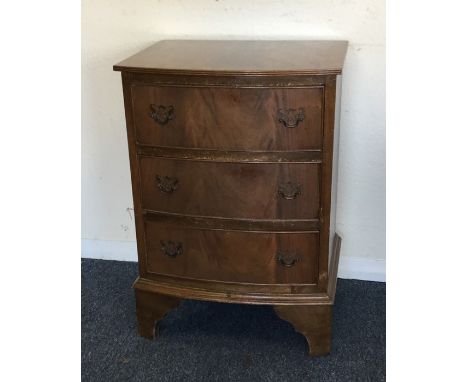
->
[[135, 289, 181, 339], [327, 234, 342, 303], [121, 72, 148, 277], [134, 276, 328, 305], [144, 219, 320, 285], [317, 75, 337, 291], [131, 86, 323, 151], [129, 72, 332, 88], [142, 210, 320, 232], [114, 40, 348, 75], [139, 157, 320, 220], [274, 304, 332, 356], [137, 145, 322, 164]]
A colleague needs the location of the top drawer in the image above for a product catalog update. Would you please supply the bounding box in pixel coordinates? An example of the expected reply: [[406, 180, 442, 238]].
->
[[131, 86, 323, 151]]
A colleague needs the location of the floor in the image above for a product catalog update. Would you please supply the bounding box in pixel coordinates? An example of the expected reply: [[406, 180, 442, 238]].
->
[[82, 259, 385, 381]]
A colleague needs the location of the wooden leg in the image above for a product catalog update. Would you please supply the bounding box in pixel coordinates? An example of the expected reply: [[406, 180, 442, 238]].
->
[[135, 289, 181, 340], [274, 304, 332, 357]]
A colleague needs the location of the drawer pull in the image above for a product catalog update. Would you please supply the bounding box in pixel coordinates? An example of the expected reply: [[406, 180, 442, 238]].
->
[[150, 104, 174, 125], [277, 108, 305, 128], [161, 241, 183, 258], [278, 182, 301, 200], [156, 175, 179, 194], [277, 251, 300, 267]]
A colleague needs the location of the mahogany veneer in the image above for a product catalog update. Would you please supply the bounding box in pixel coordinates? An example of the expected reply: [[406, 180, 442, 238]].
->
[[139, 157, 321, 220], [132, 86, 324, 150], [114, 40, 347, 357]]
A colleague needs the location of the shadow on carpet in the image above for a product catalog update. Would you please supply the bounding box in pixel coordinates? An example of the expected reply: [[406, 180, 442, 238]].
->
[[82, 259, 385, 381]]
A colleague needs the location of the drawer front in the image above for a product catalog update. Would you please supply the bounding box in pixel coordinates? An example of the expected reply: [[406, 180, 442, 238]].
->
[[131, 86, 323, 150], [139, 157, 320, 220], [145, 220, 319, 284]]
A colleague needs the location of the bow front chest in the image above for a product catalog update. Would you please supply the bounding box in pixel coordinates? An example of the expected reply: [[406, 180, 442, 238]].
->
[[114, 40, 347, 356]]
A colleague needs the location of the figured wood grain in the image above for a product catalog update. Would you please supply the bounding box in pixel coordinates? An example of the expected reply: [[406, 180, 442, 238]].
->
[[131, 86, 323, 151], [144, 219, 319, 285], [114, 40, 348, 75], [139, 157, 321, 220]]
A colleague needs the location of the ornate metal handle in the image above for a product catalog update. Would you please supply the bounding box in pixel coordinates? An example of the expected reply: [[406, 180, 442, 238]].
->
[[277, 108, 305, 128], [278, 182, 301, 200], [277, 251, 300, 267], [160, 241, 183, 258], [150, 104, 174, 125], [156, 175, 178, 194]]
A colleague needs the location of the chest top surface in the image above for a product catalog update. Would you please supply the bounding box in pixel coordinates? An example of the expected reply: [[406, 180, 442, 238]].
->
[[113, 40, 348, 76]]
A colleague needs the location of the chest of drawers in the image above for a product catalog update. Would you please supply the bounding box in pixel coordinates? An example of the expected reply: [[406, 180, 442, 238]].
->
[[114, 40, 347, 357]]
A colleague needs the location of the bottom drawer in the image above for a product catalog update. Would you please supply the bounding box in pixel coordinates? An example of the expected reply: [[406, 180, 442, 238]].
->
[[144, 220, 319, 285]]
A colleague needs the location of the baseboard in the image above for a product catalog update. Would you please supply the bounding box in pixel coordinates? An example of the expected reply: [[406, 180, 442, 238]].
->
[[337, 256, 386, 282], [82, 239, 138, 262], [81, 239, 386, 282]]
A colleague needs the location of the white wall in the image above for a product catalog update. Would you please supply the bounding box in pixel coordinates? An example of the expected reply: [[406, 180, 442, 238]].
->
[[82, 0, 385, 281]]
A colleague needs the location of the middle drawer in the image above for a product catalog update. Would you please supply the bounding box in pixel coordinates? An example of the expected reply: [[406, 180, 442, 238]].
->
[[139, 157, 320, 220]]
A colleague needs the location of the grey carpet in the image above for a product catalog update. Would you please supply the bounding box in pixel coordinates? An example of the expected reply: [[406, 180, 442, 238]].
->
[[82, 259, 385, 381]]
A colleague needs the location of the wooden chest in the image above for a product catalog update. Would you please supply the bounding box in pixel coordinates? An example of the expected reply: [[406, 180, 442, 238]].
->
[[114, 40, 347, 356]]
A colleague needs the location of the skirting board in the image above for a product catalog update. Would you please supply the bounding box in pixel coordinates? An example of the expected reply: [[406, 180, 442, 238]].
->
[[81, 239, 386, 282], [337, 256, 385, 282]]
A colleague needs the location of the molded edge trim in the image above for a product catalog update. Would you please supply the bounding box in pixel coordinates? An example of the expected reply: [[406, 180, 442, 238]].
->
[[137, 145, 323, 164], [113, 66, 343, 76], [142, 211, 321, 232], [132, 277, 332, 306]]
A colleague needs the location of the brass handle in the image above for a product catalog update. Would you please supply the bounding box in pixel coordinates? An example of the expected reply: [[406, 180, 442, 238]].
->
[[150, 104, 174, 125], [277, 251, 300, 267], [156, 175, 178, 194], [277, 108, 304, 128], [278, 182, 301, 200], [161, 241, 183, 258]]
